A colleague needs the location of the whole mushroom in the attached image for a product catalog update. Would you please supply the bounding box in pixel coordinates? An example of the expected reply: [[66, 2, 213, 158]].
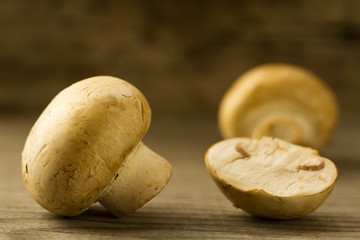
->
[[205, 137, 338, 219], [218, 63, 339, 150], [22, 76, 172, 217]]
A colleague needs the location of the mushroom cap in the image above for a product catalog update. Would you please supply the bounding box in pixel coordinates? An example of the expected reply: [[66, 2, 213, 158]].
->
[[218, 63, 339, 149], [205, 137, 338, 219], [22, 76, 151, 216]]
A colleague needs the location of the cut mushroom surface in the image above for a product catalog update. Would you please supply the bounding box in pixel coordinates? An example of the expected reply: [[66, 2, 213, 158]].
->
[[22, 76, 172, 217], [218, 63, 339, 150], [205, 137, 338, 219]]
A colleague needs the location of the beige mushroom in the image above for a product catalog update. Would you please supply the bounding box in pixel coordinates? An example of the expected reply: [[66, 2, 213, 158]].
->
[[22, 76, 172, 217], [205, 137, 338, 219], [218, 63, 339, 150]]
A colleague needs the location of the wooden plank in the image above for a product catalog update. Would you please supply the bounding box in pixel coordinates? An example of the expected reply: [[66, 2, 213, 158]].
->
[[0, 116, 359, 239]]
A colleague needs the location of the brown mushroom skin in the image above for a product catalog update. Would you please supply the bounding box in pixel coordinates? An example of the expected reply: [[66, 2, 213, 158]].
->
[[204, 137, 338, 220], [218, 63, 339, 150], [209, 173, 337, 220], [22, 76, 151, 216]]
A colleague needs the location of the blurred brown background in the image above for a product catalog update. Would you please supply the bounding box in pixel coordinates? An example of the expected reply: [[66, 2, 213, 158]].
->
[[1, 2, 360, 238], [1, 0, 360, 118]]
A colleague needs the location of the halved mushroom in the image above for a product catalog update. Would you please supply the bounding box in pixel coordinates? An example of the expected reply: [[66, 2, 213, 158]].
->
[[205, 137, 338, 219], [22, 76, 172, 217], [218, 63, 339, 150]]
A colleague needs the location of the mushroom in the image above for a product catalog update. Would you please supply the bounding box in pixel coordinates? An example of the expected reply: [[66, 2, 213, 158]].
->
[[218, 63, 339, 150], [205, 137, 338, 219], [21, 76, 172, 217]]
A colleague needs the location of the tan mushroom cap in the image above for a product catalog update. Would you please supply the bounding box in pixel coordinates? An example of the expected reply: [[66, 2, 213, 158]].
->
[[218, 63, 339, 150], [22, 76, 171, 216], [205, 137, 338, 219]]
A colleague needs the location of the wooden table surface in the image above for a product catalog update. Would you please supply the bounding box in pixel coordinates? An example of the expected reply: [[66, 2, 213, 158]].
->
[[1, 114, 360, 239]]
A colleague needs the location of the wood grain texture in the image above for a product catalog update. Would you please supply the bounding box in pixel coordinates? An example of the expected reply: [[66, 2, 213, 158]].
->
[[0, 115, 360, 239]]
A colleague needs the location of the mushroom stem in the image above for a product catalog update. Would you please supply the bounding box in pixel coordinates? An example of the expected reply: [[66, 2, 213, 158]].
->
[[218, 64, 339, 150], [98, 141, 172, 217], [252, 117, 306, 146]]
